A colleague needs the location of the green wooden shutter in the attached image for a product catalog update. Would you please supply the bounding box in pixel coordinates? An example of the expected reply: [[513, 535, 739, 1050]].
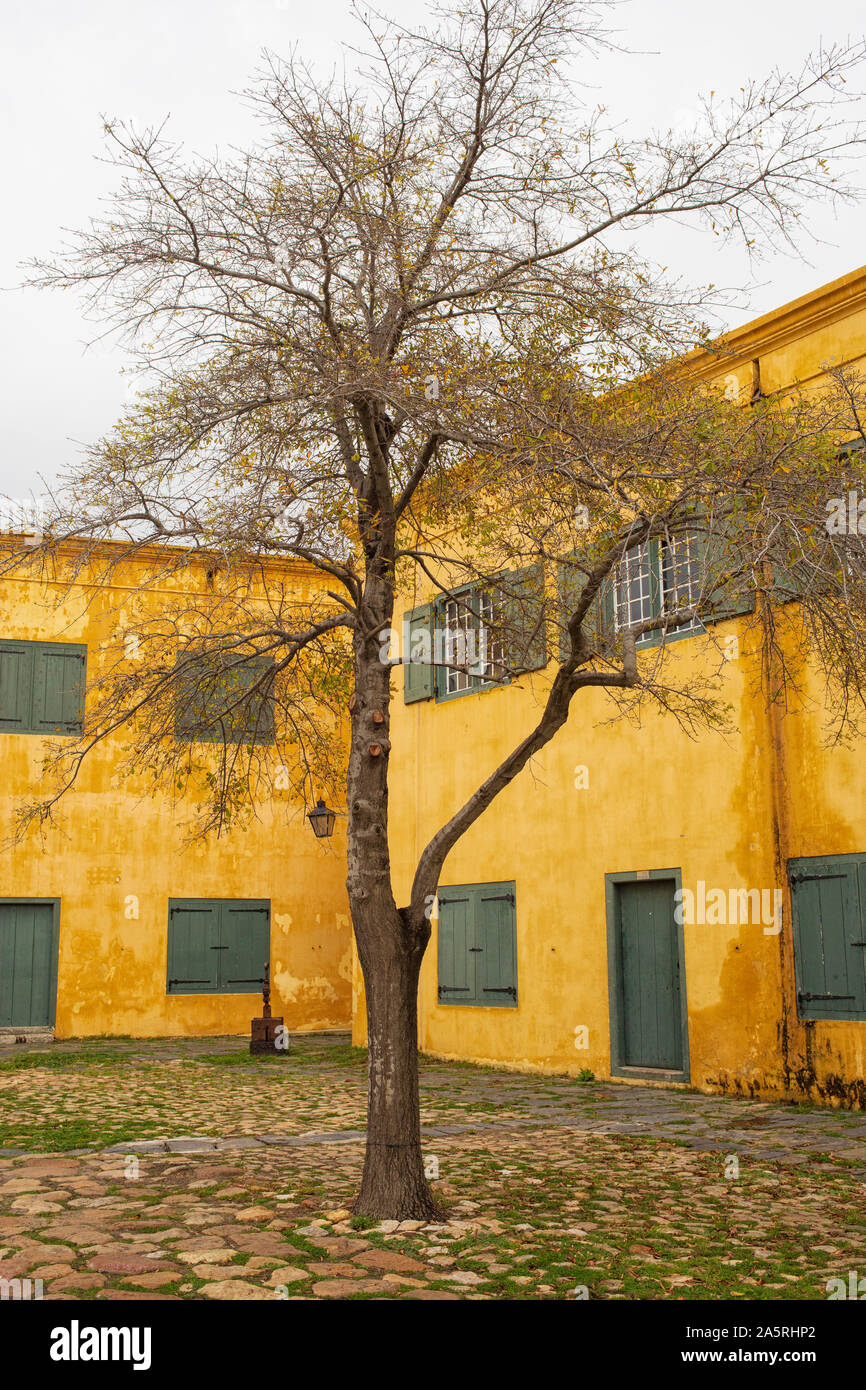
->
[[498, 565, 547, 673], [476, 883, 518, 1007], [769, 547, 810, 604], [218, 901, 270, 992], [700, 511, 756, 622], [31, 646, 87, 735], [556, 556, 614, 661], [0, 642, 36, 732], [556, 556, 582, 661], [227, 659, 275, 745], [789, 857, 866, 1020], [175, 656, 274, 744], [403, 603, 435, 703], [166, 901, 220, 993], [437, 882, 518, 1008], [437, 889, 476, 1004]]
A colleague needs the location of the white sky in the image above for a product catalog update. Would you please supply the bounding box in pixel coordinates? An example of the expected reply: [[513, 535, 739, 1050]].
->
[[2, 0, 865, 501]]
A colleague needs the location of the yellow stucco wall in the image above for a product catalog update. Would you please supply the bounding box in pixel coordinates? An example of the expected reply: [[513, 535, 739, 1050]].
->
[[0, 551, 351, 1037], [354, 265, 866, 1106]]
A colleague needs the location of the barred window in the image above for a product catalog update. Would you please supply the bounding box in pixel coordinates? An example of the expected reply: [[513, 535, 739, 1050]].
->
[[614, 534, 703, 647]]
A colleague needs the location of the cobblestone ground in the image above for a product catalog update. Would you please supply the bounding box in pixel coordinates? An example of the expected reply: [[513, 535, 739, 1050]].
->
[[1, 1033, 864, 1300]]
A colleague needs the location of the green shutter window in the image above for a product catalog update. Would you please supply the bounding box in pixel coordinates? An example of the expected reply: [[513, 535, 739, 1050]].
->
[[0, 640, 86, 736], [403, 603, 435, 703], [437, 882, 517, 1008], [789, 855, 866, 1021], [556, 555, 583, 662], [700, 512, 757, 621], [428, 566, 547, 702], [167, 898, 270, 995], [499, 564, 547, 673], [219, 902, 271, 990], [557, 554, 616, 661], [769, 547, 810, 604], [0, 643, 36, 732], [477, 886, 518, 1004], [32, 648, 87, 734], [174, 655, 275, 744], [437, 891, 476, 1004], [166, 902, 220, 993]]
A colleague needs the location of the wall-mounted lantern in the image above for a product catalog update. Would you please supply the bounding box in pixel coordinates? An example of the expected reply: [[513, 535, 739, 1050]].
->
[[307, 798, 337, 839]]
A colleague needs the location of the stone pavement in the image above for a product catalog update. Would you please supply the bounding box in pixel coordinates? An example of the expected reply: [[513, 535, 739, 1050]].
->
[[0, 1033, 864, 1300]]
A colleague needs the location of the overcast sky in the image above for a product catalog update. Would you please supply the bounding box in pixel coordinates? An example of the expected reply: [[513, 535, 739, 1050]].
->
[[2, 0, 865, 504]]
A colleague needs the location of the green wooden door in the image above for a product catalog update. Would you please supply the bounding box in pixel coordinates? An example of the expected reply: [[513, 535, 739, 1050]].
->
[[618, 879, 683, 1069], [0, 901, 60, 1027]]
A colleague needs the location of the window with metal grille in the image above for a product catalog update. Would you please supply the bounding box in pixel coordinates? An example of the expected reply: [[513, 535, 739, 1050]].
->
[[614, 541, 654, 633], [660, 534, 701, 635], [438, 587, 506, 698]]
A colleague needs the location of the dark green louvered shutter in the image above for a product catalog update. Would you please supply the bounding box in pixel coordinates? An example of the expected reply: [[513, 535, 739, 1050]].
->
[[789, 857, 866, 1021], [769, 546, 810, 604], [403, 602, 435, 703], [175, 656, 275, 744], [556, 555, 615, 661], [167, 901, 220, 993], [219, 901, 270, 992], [700, 510, 756, 622], [31, 646, 87, 734], [0, 643, 36, 732], [595, 573, 616, 649], [556, 556, 582, 661], [499, 564, 547, 673], [437, 889, 477, 1004], [477, 884, 518, 1007]]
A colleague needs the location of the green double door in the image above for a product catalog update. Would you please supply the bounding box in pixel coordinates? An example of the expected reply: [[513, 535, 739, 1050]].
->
[[612, 878, 685, 1073], [0, 900, 60, 1028]]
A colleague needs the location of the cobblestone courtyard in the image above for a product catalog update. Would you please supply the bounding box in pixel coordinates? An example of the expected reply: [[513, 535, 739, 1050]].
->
[[1, 1033, 864, 1300]]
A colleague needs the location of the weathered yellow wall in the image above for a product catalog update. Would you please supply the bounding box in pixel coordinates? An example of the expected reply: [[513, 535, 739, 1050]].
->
[[0, 552, 352, 1037], [355, 265, 866, 1106]]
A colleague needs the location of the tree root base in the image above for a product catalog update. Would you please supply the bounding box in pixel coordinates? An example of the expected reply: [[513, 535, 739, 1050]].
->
[[351, 1189, 445, 1222]]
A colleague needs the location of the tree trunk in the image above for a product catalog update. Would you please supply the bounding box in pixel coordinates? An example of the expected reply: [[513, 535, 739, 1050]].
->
[[346, 576, 439, 1220], [352, 906, 440, 1219]]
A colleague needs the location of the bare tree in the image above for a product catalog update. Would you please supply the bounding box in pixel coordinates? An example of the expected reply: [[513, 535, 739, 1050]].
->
[[7, 0, 866, 1216]]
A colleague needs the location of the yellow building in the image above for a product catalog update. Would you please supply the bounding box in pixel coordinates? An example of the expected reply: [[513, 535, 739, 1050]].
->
[[5, 266, 866, 1110], [356, 266, 866, 1107], [0, 545, 351, 1040]]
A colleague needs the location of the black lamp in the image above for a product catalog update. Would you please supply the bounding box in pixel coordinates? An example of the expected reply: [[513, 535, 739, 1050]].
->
[[307, 798, 337, 839]]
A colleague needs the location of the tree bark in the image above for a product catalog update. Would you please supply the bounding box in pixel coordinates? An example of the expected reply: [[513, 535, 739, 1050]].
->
[[352, 902, 439, 1219]]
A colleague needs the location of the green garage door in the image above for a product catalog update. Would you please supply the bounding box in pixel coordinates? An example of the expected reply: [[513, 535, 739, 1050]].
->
[[0, 900, 60, 1027]]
